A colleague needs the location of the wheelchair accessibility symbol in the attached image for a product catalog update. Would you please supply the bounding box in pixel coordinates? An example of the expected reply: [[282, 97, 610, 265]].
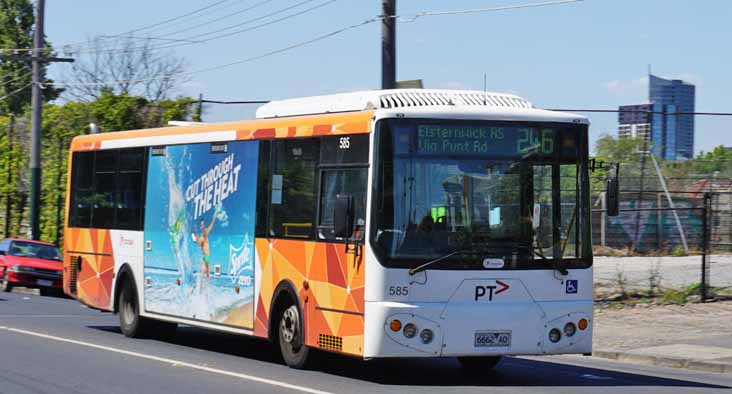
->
[[566, 280, 578, 294]]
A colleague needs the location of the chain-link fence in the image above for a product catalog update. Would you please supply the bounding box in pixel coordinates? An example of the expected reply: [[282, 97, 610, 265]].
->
[[590, 166, 732, 300]]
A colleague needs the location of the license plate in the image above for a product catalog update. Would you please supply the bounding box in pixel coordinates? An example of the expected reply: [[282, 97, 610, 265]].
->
[[36, 279, 52, 287], [474, 331, 511, 348]]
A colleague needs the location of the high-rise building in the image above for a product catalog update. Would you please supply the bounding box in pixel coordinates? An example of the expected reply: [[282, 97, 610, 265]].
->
[[617, 74, 695, 160], [649, 74, 695, 159], [618, 103, 678, 160]]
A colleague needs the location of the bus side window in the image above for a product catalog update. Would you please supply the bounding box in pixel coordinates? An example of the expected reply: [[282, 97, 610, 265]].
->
[[69, 151, 94, 228], [116, 148, 146, 230], [91, 150, 118, 228], [69, 148, 146, 231], [255, 141, 271, 238], [269, 138, 319, 239], [318, 169, 368, 240]]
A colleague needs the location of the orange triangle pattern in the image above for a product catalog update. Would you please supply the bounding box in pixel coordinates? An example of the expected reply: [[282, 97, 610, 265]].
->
[[64, 228, 115, 310], [254, 238, 365, 356]]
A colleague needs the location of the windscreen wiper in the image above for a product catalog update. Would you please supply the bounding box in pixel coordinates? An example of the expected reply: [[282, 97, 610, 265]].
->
[[408, 249, 466, 276]]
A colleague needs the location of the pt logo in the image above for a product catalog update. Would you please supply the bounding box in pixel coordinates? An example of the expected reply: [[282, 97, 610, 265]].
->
[[566, 280, 578, 294], [474, 280, 510, 301]]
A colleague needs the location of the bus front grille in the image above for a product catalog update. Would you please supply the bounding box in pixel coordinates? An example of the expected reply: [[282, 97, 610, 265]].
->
[[318, 334, 343, 352]]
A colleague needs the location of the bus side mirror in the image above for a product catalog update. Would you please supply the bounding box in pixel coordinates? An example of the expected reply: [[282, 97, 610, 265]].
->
[[334, 194, 355, 239], [606, 167, 620, 217]]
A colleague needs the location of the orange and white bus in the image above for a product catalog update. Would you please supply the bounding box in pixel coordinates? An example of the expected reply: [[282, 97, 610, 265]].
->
[[64, 89, 594, 370]]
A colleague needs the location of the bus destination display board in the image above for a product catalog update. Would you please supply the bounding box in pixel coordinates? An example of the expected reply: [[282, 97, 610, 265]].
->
[[416, 125, 558, 157]]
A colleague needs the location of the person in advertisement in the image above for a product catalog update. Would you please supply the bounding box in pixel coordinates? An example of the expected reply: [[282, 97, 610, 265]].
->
[[194, 213, 216, 292]]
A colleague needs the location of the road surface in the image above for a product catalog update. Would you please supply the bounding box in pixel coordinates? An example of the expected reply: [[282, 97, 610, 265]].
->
[[0, 291, 730, 394]]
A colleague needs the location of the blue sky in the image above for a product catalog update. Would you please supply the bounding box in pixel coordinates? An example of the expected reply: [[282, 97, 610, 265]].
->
[[45, 0, 732, 155]]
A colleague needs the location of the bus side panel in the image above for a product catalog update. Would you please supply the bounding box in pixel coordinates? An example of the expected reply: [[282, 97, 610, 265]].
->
[[142, 141, 259, 328], [64, 228, 115, 310], [254, 239, 365, 356]]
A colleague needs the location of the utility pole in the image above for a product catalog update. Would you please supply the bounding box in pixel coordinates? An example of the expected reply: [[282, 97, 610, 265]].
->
[[194, 93, 203, 122], [26, 0, 73, 240], [0, 0, 76, 240], [381, 0, 396, 89], [28, 0, 45, 241]]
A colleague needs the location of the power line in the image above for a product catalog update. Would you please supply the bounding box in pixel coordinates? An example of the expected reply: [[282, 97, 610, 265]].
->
[[395, 0, 582, 22], [153, 0, 275, 39], [44, 17, 379, 88], [549, 108, 732, 116], [65, 0, 276, 52], [68, 0, 335, 55], [124, 0, 237, 36], [44, 0, 581, 87], [201, 99, 269, 104], [3, 0, 581, 56], [127, 0, 249, 37], [0, 82, 32, 101], [0, 0, 240, 53], [0, 72, 32, 87]]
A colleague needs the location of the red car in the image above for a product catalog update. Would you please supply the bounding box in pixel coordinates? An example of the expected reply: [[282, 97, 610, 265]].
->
[[0, 238, 63, 296]]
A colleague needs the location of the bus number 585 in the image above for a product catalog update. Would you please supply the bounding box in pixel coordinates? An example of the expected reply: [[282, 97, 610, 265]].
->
[[339, 137, 350, 149]]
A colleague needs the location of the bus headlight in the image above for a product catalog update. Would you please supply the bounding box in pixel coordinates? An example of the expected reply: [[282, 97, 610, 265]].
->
[[564, 322, 577, 337], [549, 328, 561, 343], [403, 323, 417, 338], [420, 329, 434, 344]]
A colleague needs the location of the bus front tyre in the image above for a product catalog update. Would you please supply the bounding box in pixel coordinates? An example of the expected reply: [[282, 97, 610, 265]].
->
[[277, 303, 312, 369], [458, 356, 502, 373]]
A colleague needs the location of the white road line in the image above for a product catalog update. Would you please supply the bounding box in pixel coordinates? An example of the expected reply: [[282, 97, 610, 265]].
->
[[0, 314, 96, 317], [0, 326, 332, 394]]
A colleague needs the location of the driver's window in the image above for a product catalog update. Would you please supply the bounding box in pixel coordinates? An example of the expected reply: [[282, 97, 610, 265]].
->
[[532, 164, 554, 259], [560, 164, 580, 258], [317, 168, 368, 240]]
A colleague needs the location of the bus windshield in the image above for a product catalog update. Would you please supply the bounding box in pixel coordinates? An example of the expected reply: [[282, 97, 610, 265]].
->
[[371, 119, 592, 271]]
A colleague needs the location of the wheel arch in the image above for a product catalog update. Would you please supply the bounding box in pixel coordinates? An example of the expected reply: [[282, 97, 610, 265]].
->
[[267, 279, 303, 343]]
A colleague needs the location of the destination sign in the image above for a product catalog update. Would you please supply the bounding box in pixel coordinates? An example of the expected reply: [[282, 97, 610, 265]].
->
[[416, 125, 560, 157]]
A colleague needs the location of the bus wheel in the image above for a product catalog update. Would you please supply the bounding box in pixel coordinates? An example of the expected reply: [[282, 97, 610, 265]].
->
[[278, 303, 311, 369], [458, 356, 502, 373], [0, 272, 13, 292], [118, 281, 149, 338]]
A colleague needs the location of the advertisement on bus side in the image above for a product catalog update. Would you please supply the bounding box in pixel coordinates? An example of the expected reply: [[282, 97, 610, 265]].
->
[[143, 140, 259, 329]]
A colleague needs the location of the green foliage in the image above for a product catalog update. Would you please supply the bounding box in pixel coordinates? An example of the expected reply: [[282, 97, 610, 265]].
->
[[671, 245, 687, 257], [660, 282, 703, 304], [1, 92, 195, 243], [0, 0, 62, 115], [594, 133, 647, 163], [661, 288, 687, 304], [590, 134, 649, 195]]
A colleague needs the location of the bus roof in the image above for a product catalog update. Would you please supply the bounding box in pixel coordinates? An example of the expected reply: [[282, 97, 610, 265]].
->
[[256, 89, 534, 119], [69, 110, 374, 152], [257, 89, 588, 124], [70, 89, 588, 152]]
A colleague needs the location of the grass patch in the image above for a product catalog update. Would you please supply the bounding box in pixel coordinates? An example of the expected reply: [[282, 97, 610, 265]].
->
[[596, 282, 716, 306]]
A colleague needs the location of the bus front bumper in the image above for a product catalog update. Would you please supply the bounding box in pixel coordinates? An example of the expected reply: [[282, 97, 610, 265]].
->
[[363, 300, 592, 358]]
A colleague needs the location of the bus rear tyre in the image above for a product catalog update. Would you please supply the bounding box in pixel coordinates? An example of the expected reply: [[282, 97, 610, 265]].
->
[[458, 356, 502, 373], [278, 303, 312, 369]]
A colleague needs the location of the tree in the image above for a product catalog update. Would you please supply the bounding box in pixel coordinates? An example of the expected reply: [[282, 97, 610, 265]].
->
[[0, 0, 62, 237], [594, 134, 647, 163], [38, 92, 196, 243], [62, 36, 190, 102]]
